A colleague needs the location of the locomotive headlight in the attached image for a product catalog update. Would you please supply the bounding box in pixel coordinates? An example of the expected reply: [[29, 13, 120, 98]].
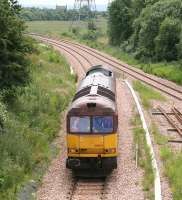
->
[[68, 148, 79, 153], [105, 148, 116, 153]]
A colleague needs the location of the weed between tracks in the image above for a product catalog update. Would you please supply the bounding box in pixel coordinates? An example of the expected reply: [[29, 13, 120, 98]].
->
[[131, 113, 154, 200], [0, 42, 76, 199]]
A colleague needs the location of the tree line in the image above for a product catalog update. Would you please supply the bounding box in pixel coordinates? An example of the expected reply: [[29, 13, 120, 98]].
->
[[20, 7, 106, 21], [108, 0, 182, 62]]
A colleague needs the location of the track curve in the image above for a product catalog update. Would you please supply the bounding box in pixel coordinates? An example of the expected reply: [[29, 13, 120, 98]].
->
[[30, 33, 182, 101]]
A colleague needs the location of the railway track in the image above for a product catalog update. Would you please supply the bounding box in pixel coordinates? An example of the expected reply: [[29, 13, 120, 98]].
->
[[29, 33, 182, 101], [153, 106, 182, 143], [37, 38, 90, 72], [67, 178, 106, 200]]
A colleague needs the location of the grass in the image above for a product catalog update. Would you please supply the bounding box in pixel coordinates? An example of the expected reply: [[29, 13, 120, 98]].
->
[[0, 41, 76, 199], [131, 113, 154, 200], [26, 19, 107, 36], [150, 123, 168, 145], [160, 148, 182, 200], [133, 80, 166, 109], [26, 20, 182, 85], [150, 124, 182, 200], [134, 81, 182, 200]]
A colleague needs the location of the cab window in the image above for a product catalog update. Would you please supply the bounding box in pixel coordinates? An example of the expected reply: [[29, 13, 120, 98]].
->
[[92, 116, 113, 133], [70, 116, 90, 133]]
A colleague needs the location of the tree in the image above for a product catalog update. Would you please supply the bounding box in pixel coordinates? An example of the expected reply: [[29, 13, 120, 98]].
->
[[155, 18, 181, 61], [108, 0, 133, 45], [131, 0, 182, 60], [0, 0, 31, 91]]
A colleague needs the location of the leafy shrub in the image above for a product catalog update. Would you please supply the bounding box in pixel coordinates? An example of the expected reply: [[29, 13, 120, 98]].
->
[[71, 27, 80, 35], [81, 30, 99, 41], [88, 21, 97, 31]]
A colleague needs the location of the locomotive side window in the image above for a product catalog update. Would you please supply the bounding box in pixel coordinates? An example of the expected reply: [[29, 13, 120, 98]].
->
[[70, 116, 90, 133], [92, 116, 113, 133]]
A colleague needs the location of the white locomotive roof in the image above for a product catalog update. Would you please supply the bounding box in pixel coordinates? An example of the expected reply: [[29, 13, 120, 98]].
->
[[69, 66, 117, 112]]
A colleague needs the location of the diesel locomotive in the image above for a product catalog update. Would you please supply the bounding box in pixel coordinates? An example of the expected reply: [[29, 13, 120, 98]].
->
[[66, 65, 118, 176]]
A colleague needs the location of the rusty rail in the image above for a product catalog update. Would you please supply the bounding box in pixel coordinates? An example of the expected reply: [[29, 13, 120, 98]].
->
[[157, 106, 182, 138], [172, 107, 182, 125]]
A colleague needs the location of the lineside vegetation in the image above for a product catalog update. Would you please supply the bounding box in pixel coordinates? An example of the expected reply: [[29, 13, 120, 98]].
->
[[151, 123, 182, 200], [131, 113, 154, 200], [0, 43, 76, 199], [133, 80, 182, 200], [133, 81, 166, 109], [0, 1, 76, 198]]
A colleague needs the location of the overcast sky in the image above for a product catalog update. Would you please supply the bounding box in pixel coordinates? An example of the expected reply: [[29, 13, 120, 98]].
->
[[18, 0, 110, 9]]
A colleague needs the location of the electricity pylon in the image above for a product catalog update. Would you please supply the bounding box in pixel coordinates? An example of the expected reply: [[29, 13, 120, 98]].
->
[[70, 0, 96, 29], [74, 0, 96, 21]]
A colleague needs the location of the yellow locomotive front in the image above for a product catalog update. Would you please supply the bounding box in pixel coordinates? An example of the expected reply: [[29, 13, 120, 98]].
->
[[66, 66, 118, 176]]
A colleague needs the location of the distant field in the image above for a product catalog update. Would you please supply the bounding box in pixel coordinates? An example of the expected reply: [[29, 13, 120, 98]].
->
[[26, 19, 107, 35]]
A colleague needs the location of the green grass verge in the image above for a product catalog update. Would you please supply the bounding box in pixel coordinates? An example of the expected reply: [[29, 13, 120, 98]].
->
[[131, 113, 154, 200], [26, 19, 107, 36], [160, 148, 182, 200], [133, 80, 166, 109], [150, 123, 182, 200], [150, 123, 168, 145], [132, 66, 182, 199], [26, 20, 182, 85], [0, 42, 76, 199]]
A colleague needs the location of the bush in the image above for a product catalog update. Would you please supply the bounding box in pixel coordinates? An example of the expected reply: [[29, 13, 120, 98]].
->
[[82, 30, 99, 41], [71, 27, 80, 36], [88, 21, 97, 31]]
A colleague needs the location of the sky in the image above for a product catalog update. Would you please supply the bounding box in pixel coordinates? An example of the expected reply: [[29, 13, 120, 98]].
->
[[18, 0, 110, 10]]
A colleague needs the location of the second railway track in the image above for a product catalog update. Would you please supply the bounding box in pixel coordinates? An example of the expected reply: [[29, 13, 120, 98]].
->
[[30, 33, 182, 101]]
